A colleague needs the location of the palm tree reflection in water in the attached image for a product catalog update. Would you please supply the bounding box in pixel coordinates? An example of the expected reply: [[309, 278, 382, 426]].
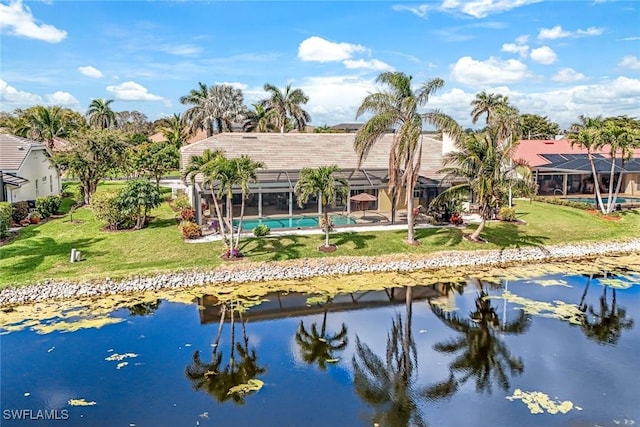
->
[[430, 279, 529, 395], [295, 296, 348, 370], [352, 286, 457, 427], [185, 300, 266, 404]]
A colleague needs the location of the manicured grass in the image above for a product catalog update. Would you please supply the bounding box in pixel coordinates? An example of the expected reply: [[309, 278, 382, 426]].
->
[[1, 194, 639, 288]]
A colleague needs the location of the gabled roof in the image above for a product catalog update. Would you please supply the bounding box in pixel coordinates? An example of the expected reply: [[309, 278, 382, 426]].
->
[[180, 132, 445, 179], [514, 139, 640, 168], [0, 133, 49, 171]]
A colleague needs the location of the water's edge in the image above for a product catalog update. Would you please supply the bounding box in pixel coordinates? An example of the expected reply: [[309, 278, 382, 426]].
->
[[2, 238, 639, 307]]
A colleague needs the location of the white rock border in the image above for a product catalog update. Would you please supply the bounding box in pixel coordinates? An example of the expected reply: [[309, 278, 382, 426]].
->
[[1, 239, 639, 307]]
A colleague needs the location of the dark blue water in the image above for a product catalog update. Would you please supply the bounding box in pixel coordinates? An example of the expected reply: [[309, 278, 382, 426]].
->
[[1, 264, 639, 427]]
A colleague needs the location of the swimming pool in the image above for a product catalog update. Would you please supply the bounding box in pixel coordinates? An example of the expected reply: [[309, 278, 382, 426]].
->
[[234, 215, 357, 230], [561, 196, 640, 205]]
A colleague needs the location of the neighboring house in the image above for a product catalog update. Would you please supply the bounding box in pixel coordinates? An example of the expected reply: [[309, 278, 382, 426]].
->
[[513, 139, 640, 196], [0, 133, 62, 203], [180, 132, 446, 224]]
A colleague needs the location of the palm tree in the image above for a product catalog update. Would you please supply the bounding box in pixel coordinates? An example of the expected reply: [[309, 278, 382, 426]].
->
[[182, 149, 231, 250], [180, 83, 245, 137], [431, 129, 533, 241], [86, 98, 116, 129], [430, 280, 529, 394], [470, 91, 509, 125], [261, 83, 311, 133], [156, 113, 188, 148], [599, 118, 640, 213], [567, 116, 606, 213], [355, 71, 444, 244], [232, 155, 265, 251], [294, 165, 349, 249], [242, 104, 278, 132], [295, 297, 348, 370], [13, 106, 71, 150]]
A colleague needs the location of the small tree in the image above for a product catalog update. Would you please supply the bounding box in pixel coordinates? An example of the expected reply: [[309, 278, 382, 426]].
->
[[117, 179, 161, 229], [294, 165, 348, 249], [132, 142, 179, 188]]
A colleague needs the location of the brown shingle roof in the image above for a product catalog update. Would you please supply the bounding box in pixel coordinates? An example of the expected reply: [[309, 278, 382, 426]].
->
[[0, 134, 48, 171], [180, 132, 444, 178]]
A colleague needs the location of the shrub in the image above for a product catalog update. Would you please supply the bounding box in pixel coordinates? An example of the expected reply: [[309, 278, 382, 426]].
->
[[29, 211, 41, 223], [252, 224, 270, 237], [222, 248, 243, 258], [0, 202, 11, 237], [534, 196, 592, 211], [179, 220, 202, 239], [180, 207, 196, 222], [11, 201, 29, 224], [36, 195, 62, 218], [92, 190, 134, 230], [117, 179, 161, 229], [173, 194, 191, 210], [449, 213, 463, 226], [499, 207, 518, 222]]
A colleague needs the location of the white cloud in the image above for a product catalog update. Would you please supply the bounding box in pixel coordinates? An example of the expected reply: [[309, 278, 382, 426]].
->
[[619, 55, 640, 71], [622, 36, 640, 41], [538, 25, 604, 40], [343, 59, 394, 72], [456, 0, 541, 18], [214, 81, 249, 91], [391, 4, 430, 18], [45, 91, 79, 107], [450, 56, 530, 85], [78, 66, 103, 79], [530, 46, 557, 64], [515, 35, 529, 44], [298, 36, 367, 62], [552, 68, 587, 82], [0, 0, 67, 43], [394, 0, 540, 19], [158, 43, 201, 56], [537, 25, 571, 40], [0, 79, 42, 105], [106, 81, 169, 106], [502, 42, 529, 57]]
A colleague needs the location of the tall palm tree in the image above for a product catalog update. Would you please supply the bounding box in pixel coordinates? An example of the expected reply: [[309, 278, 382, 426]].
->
[[599, 118, 640, 213], [355, 71, 444, 244], [431, 128, 533, 241], [181, 83, 245, 137], [295, 297, 348, 370], [13, 105, 76, 150], [156, 113, 188, 148], [429, 280, 529, 394], [470, 91, 509, 125], [86, 98, 117, 129], [232, 155, 265, 251], [294, 165, 349, 249], [182, 149, 231, 250], [261, 83, 311, 133], [567, 116, 606, 213], [242, 103, 278, 132]]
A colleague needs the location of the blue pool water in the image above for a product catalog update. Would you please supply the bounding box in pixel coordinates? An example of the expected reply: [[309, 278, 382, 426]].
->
[[561, 196, 640, 205], [234, 215, 357, 230]]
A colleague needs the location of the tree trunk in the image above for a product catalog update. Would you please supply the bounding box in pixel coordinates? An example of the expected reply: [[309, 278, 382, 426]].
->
[[406, 184, 416, 244], [609, 161, 625, 214], [606, 154, 617, 213], [210, 189, 229, 249], [470, 217, 486, 241], [323, 206, 330, 247], [587, 152, 606, 213], [235, 192, 246, 250]]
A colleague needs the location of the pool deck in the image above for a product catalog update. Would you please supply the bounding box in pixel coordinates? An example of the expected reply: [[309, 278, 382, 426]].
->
[[188, 213, 483, 243]]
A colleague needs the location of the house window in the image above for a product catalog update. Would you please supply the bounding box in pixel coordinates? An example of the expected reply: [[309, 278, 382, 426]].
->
[[50, 175, 53, 192], [413, 189, 421, 199], [35, 179, 39, 197]]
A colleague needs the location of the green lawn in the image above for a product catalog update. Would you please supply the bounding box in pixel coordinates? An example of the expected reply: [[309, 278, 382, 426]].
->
[[1, 193, 639, 288]]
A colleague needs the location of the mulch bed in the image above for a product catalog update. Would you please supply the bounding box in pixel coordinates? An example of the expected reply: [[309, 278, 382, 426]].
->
[[586, 210, 622, 221], [318, 244, 338, 253]]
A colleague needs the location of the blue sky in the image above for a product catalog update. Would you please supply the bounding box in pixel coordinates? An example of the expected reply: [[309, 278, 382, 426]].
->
[[1, 0, 639, 130]]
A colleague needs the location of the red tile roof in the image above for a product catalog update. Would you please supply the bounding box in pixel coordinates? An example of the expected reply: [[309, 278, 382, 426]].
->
[[513, 139, 640, 167]]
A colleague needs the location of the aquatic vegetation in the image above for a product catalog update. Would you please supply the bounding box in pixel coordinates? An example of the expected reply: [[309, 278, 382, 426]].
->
[[492, 291, 584, 325], [227, 379, 264, 396], [105, 353, 138, 362], [506, 389, 581, 414]]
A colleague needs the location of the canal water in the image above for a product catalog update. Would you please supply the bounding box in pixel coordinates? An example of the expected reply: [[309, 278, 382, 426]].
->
[[1, 257, 639, 426]]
